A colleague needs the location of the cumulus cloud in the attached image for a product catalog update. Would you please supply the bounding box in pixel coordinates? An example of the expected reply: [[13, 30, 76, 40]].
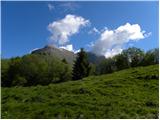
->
[[59, 44, 74, 52], [104, 47, 123, 58], [59, 44, 80, 54], [92, 23, 150, 58], [74, 49, 80, 53], [48, 14, 90, 45], [48, 3, 54, 11], [86, 41, 94, 48]]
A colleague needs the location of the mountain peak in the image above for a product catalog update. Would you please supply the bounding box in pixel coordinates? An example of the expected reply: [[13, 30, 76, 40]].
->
[[31, 45, 76, 64], [31, 45, 106, 65]]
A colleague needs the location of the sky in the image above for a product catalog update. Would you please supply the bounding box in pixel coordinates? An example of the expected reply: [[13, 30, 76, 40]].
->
[[1, 1, 159, 58]]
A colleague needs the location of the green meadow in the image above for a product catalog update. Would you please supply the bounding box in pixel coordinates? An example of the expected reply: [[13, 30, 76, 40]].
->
[[1, 65, 159, 119]]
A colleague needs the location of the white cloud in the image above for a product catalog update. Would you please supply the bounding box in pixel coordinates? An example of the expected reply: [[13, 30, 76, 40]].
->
[[48, 14, 90, 45], [104, 47, 123, 58], [48, 3, 54, 11], [60, 2, 79, 12], [59, 44, 80, 54], [59, 44, 74, 52], [86, 41, 94, 48], [92, 23, 149, 58], [74, 49, 80, 53]]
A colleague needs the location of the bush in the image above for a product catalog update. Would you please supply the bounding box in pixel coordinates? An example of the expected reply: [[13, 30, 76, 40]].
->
[[1, 59, 11, 87], [12, 75, 27, 86]]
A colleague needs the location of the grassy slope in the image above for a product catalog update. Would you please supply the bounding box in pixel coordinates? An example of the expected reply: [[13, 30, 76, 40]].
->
[[1, 65, 159, 119]]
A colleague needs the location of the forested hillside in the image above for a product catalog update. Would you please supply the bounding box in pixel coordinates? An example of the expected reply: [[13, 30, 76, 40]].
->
[[1, 47, 159, 87]]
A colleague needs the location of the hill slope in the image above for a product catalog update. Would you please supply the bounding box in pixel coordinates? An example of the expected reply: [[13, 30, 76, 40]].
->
[[31, 45, 76, 64], [1, 65, 159, 119], [31, 45, 106, 65]]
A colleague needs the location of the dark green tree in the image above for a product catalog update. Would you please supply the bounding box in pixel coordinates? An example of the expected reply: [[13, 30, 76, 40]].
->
[[141, 48, 159, 66], [1, 59, 11, 87], [97, 58, 117, 75], [4, 54, 72, 87], [114, 53, 128, 70], [72, 48, 91, 80], [7, 57, 22, 87], [122, 47, 145, 67], [89, 63, 96, 75], [62, 58, 67, 64]]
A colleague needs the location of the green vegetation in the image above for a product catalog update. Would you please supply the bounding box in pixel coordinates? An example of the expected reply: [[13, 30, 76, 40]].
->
[[2, 47, 158, 87], [2, 54, 72, 87], [72, 48, 91, 80], [1, 65, 159, 119], [96, 47, 159, 75], [1, 47, 159, 118]]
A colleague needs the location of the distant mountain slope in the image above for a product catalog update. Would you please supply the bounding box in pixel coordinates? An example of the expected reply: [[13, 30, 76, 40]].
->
[[31, 45, 106, 65], [2, 65, 159, 119], [87, 52, 106, 64], [31, 45, 76, 64]]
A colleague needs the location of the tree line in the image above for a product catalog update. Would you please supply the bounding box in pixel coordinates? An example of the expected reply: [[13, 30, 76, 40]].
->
[[2, 54, 72, 87], [96, 47, 159, 75], [1, 47, 159, 87]]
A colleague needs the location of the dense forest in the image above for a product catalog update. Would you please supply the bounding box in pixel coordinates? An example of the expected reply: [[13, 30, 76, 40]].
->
[[1, 47, 159, 87]]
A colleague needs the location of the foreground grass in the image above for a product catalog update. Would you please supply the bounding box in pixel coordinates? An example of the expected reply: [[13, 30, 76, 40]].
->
[[1, 65, 159, 119]]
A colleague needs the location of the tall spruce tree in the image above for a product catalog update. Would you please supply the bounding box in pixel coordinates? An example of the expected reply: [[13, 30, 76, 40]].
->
[[72, 48, 91, 80]]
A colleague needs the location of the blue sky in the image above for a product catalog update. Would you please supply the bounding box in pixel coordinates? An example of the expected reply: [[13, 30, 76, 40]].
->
[[1, 1, 159, 58]]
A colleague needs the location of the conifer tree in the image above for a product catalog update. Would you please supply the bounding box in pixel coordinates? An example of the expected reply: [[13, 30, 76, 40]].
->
[[72, 48, 91, 80], [62, 58, 67, 64]]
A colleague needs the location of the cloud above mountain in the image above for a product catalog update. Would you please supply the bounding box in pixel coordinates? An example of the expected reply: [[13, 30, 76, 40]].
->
[[47, 14, 151, 56], [92, 23, 151, 58], [48, 14, 90, 45], [59, 44, 74, 52]]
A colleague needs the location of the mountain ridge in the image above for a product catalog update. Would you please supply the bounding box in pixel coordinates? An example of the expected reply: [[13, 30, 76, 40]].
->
[[31, 45, 106, 64], [31, 45, 76, 64]]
